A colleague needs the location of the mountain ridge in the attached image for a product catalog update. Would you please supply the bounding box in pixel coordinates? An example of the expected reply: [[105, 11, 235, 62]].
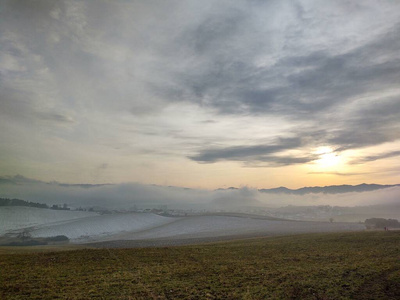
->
[[258, 183, 400, 195]]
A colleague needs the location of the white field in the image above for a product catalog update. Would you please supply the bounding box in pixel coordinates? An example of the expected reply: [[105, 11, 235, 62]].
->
[[30, 212, 174, 242], [1, 207, 365, 244], [109, 215, 365, 241], [0, 206, 97, 235]]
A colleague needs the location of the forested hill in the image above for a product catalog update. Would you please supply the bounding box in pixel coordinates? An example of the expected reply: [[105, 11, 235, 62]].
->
[[0, 198, 48, 209]]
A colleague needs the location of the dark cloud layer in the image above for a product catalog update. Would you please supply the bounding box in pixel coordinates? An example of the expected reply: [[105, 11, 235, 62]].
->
[[190, 138, 303, 163]]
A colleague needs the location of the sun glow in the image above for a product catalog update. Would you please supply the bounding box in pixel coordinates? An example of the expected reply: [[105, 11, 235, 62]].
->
[[314, 147, 341, 168]]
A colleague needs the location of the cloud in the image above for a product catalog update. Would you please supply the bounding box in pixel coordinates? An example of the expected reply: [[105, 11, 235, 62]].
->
[[189, 91, 400, 165], [243, 155, 317, 167], [350, 150, 400, 165], [170, 3, 400, 165], [0, 175, 43, 185], [36, 111, 75, 124], [0, 0, 400, 183], [156, 5, 400, 118], [189, 137, 303, 163], [308, 172, 367, 177]]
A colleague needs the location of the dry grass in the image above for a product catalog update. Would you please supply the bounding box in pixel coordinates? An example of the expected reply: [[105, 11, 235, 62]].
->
[[1, 231, 399, 299]]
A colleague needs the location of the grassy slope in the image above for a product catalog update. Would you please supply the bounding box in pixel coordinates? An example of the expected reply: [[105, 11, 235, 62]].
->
[[0, 231, 399, 299]]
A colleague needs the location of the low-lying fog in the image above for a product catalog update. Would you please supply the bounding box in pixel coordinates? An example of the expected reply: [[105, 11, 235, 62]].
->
[[1, 176, 399, 210]]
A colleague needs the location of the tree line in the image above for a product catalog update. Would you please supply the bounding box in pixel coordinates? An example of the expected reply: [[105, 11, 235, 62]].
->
[[365, 218, 400, 229], [0, 198, 70, 210]]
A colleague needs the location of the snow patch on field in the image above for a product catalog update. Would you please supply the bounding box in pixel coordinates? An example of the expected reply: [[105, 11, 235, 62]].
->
[[115, 216, 365, 241], [0, 206, 97, 235], [29, 213, 175, 242], [1, 207, 365, 244]]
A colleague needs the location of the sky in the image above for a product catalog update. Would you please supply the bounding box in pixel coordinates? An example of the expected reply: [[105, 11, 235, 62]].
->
[[1, 0, 400, 190]]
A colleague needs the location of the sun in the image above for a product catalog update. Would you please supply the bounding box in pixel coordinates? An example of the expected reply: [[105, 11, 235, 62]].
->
[[314, 147, 341, 168]]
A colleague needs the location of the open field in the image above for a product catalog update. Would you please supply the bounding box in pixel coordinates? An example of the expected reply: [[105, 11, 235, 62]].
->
[[0, 206, 97, 236], [1, 231, 399, 299], [0, 207, 365, 245]]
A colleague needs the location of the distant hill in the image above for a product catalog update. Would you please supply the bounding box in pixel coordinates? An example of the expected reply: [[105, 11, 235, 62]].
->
[[258, 183, 400, 195], [0, 198, 48, 209]]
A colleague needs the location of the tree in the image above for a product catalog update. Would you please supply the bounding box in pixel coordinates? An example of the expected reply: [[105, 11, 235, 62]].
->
[[17, 229, 31, 241]]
